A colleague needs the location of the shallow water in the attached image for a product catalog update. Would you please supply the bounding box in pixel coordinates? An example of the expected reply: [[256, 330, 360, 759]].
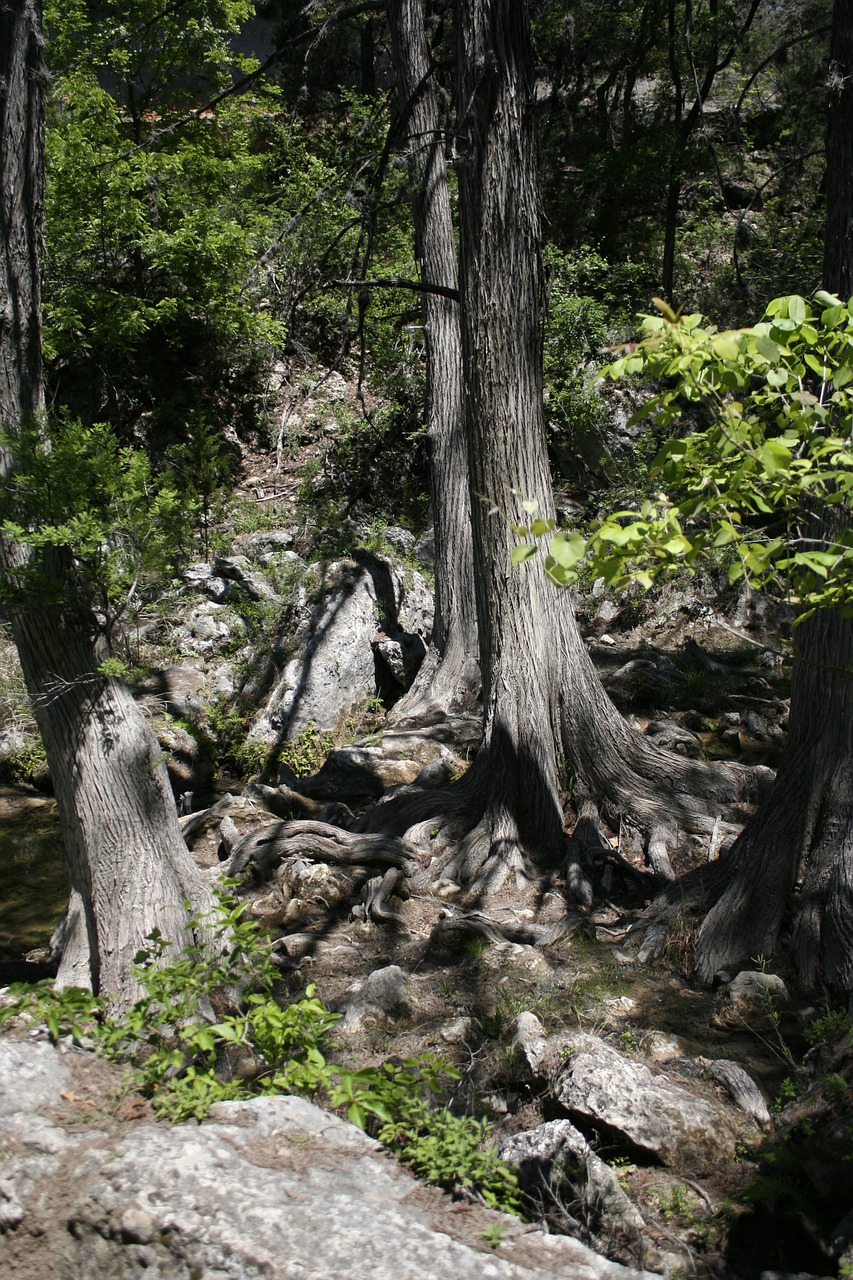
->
[[0, 786, 67, 960]]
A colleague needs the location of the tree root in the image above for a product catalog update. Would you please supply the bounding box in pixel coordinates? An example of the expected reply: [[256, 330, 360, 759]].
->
[[227, 819, 419, 884], [429, 906, 582, 951]]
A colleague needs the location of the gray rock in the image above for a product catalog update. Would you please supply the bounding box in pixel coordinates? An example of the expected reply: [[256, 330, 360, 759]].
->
[[499, 1120, 653, 1269], [171, 601, 248, 657], [644, 719, 702, 758], [340, 964, 416, 1030], [713, 970, 790, 1031], [137, 665, 206, 719], [705, 1059, 771, 1127], [251, 555, 433, 742], [717, 711, 741, 733], [554, 1034, 737, 1168], [0, 1039, 659, 1280], [213, 554, 280, 602], [414, 526, 436, 567], [374, 631, 428, 686]]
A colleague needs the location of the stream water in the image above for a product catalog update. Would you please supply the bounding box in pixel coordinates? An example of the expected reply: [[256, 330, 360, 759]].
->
[[0, 786, 67, 961]]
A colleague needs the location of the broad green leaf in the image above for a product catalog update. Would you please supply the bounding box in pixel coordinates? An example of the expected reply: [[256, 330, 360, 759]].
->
[[511, 543, 537, 565], [788, 295, 807, 325], [761, 439, 792, 476], [530, 517, 554, 537], [712, 334, 740, 361], [549, 531, 586, 568]]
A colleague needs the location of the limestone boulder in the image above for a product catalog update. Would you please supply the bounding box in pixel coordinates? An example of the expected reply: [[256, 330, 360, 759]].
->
[[0, 1039, 659, 1280], [249, 553, 433, 742], [553, 1034, 738, 1169]]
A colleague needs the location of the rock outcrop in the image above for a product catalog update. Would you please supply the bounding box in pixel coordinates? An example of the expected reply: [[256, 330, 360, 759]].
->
[[0, 1038, 658, 1280]]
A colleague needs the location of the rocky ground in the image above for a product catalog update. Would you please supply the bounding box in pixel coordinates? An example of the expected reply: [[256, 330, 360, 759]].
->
[[1, 380, 851, 1279]]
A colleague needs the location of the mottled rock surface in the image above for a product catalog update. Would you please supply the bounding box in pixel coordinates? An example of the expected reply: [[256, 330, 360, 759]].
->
[[0, 1038, 658, 1280]]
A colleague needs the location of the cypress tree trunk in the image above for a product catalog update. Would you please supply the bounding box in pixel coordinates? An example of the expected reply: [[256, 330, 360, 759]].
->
[[385, 0, 479, 723], [445, 0, 763, 890], [0, 0, 215, 1010]]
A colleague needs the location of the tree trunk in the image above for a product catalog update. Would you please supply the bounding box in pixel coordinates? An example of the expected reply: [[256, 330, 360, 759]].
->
[[446, 0, 763, 891], [451, 0, 568, 885], [0, 0, 215, 1011], [385, 0, 479, 724], [692, 0, 853, 998], [695, 609, 853, 992]]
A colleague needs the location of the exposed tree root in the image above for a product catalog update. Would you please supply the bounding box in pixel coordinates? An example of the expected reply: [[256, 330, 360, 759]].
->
[[429, 907, 582, 950], [227, 819, 419, 884]]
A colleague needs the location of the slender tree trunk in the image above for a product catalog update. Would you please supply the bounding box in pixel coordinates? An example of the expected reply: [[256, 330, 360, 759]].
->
[[0, 0, 215, 1010], [385, 0, 479, 723], [451, 0, 568, 885], [693, 0, 853, 997]]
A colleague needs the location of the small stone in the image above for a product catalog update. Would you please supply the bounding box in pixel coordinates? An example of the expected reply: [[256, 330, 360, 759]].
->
[[439, 1017, 475, 1045]]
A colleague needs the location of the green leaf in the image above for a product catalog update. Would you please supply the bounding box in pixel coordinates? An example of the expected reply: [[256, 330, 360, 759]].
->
[[549, 532, 586, 568], [761, 439, 792, 476], [511, 543, 537, 566], [712, 334, 740, 361], [788, 295, 807, 325]]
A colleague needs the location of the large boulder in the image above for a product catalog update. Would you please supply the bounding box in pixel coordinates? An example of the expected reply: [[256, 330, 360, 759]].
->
[[499, 1120, 655, 1270], [553, 1034, 738, 1169], [0, 1038, 657, 1280], [249, 553, 433, 742]]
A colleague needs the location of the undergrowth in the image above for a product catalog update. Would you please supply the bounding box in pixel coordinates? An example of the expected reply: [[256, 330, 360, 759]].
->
[[0, 889, 522, 1216]]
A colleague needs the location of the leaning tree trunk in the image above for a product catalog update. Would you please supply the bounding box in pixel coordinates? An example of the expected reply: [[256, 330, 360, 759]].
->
[[693, 0, 853, 997], [0, 0, 215, 1010], [384, 0, 479, 724]]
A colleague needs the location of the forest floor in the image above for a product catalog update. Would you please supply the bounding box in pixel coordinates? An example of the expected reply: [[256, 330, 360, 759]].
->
[[1, 415, 851, 1280]]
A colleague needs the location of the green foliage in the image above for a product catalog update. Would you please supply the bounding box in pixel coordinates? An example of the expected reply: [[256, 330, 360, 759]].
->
[[517, 294, 853, 616], [542, 245, 649, 480], [43, 2, 287, 447], [803, 1010, 853, 1048], [0, 891, 522, 1213], [279, 723, 335, 779], [0, 416, 190, 621]]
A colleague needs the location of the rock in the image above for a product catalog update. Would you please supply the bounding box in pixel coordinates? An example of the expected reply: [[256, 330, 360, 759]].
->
[[414, 526, 435, 567], [717, 711, 741, 734], [170, 600, 248, 657], [705, 1058, 771, 1127], [440, 1017, 476, 1044], [553, 1034, 737, 1168], [378, 525, 416, 557], [243, 528, 295, 554], [212, 554, 280, 602], [155, 720, 213, 798], [744, 710, 768, 739], [250, 554, 433, 742], [512, 1012, 549, 1072], [499, 1119, 655, 1270], [136, 664, 206, 719], [712, 970, 790, 1031], [0, 1039, 660, 1280], [339, 964, 416, 1030], [373, 630, 428, 686], [280, 742, 425, 799], [636, 1031, 699, 1061]]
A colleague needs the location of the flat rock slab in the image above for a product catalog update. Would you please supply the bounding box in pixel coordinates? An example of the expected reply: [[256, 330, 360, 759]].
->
[[0, 1038, 657, 1280], [554, 1034, 737, 1169]]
